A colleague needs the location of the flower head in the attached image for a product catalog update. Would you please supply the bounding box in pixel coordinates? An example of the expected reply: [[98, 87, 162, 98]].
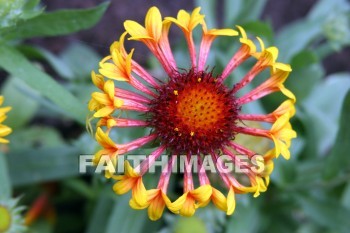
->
[[0, 96, 12, 144], [0, 197, 26, 233], [88, 7, 296, 220]]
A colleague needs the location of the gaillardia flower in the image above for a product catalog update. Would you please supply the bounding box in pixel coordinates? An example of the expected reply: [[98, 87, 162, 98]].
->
[[88, 7, 296, 220], [0, 96, 12, 144]]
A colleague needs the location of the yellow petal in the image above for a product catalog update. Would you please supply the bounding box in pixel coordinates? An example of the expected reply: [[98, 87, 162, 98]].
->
[[0, 138, 10, 143], [206, 28, 239, 36], [271, 113, 290, 133], [168, 192, 188, 213], [148, 192, 166, 221], [226, 187, 236, 215], [274, 100, 296, 118], [179, 196, 196, 217], [190, 185, 212, 203], [92, 92, 110, 105], [274, 62, 292, 72], [113, 98, 124, 108], [91, 71, 104, 89], [145, 6, 162, 42], [113, 177, 135, 194], [211, 188, 227, 212], [129, 198, 148, 210], [124, 20, 151, 40], [0, 106, 11, 114], [132, 178, 148, 206], [124, 160, 139, 177], [99, 63, 128, 81], [0, 126, 12, 136], [280, 86, 296, 103], [95, 127, 117, 149], [104, 80, 115, 100], [93, 106, 114, 118]]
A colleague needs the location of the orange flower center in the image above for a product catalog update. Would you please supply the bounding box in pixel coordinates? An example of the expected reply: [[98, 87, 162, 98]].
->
[[147, 69, 240, 154], [176, 84, 226, 135]]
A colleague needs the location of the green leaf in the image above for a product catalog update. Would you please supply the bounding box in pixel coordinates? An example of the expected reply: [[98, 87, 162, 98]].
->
[[308, 0, 350, 21], [0, 44, 87, 124], [224, 0, 267, 26], [323, 89, 350, 179], [276, 19, 322, 62], [342, 182, 350, 209], [8, 126, 64, 150], [241, 21, 274, 45], [174, 217, 207, 233], [225, 202, 260, 233], [194, 0, 216, 28], [3, 2, 109, 40], [295, 194, 350, 233], [60, 42, 100, 80], [36, 47, 75, 80], [0, 0, 26, 29], [20, 0, 43, 20], [1, 76, 39, 129], [276, 0, 350, 62], [286, 50, 324, 101], [0, 152, 11, 198], [63, 178, 95, 199], [301, 73, 350, 156], [290, 50, 319, 69], [86, 189, 115, 233], [105, 194, 149, 233], [7, 146, 81, 186]]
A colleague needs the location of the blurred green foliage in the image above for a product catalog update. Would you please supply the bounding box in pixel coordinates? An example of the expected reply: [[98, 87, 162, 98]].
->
[[0, 0, 349, 232]]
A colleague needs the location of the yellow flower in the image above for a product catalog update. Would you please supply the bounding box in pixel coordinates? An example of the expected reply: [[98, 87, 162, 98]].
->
[[88, 6, 297, 220], [0, 96, 12, 144]]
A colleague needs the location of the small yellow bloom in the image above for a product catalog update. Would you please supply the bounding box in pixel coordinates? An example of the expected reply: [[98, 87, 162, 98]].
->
[[0, 96, 12, 144]]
